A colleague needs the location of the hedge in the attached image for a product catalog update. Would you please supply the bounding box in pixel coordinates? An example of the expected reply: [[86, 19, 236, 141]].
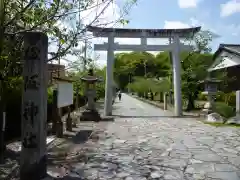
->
[[213, 102, 235, 119], [198, 91, 236, 107], [4, 87, 87, 142]]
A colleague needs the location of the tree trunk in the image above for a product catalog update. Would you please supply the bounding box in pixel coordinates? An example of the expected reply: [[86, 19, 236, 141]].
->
[[150, 92, 154, 100], [186, 94, 195, 111], [159, 92, 163, 102], [66, 106, 72, 132]]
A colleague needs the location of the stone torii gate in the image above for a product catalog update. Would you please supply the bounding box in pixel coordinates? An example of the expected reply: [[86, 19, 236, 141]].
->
[[87, 26, 201, 116]]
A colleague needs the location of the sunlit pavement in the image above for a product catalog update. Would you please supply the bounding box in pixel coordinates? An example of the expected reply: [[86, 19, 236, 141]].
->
[[46, 93, 240, 180]]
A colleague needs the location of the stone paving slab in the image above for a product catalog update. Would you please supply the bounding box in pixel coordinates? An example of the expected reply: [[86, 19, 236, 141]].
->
[[43, 94, 240, 180], [2, 94, 240, 180]]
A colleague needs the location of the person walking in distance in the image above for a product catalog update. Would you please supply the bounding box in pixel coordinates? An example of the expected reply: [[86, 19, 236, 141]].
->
[[118, 91, 122, 101]]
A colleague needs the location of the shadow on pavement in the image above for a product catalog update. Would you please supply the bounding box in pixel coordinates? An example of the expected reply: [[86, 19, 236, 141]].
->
[[112, 115, 199, 118], [62, 130, 92, 144], [45, 174, 84, 180], [71, 130, 93, 144]]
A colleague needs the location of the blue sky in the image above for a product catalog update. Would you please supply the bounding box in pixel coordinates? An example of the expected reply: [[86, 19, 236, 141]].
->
[[61, 0, 240, 68], [90, 0, 240, 66], [118, 0, 240, 51]]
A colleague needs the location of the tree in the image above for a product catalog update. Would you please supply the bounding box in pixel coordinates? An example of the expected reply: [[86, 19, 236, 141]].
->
[[180, 31, 215, 110], [0, 0, 138, 160], [114, 51, 169, 90], [113, 30, 217, 111], [127, 77, 171, 98], [181, 52, 214, 110]]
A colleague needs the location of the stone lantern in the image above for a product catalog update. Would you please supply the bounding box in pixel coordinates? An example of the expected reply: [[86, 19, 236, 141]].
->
[[80, 69, 102, 122], [200, 77, 221, 114]]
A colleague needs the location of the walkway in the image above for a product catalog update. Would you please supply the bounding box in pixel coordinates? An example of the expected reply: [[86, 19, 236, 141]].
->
[[49, 94, 240, 180]]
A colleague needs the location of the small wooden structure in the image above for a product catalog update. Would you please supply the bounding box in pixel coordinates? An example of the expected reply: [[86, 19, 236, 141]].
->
[[208, 44, 240, 91]]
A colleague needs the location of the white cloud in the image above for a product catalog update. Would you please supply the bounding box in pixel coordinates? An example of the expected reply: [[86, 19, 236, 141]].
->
[[55, 0, 125, 68], [81, 0, 122, 28], [80, 0, 128, 67], [163, 21, 190, 29], [220, 0, 240, 17], [178, 0, 202, 8], [164, 18, 219, 37], [81, 0, 163, 67], [224, 24, 240, 36]]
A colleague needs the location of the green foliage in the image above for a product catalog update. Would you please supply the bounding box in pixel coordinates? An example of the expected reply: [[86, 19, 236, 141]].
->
[[114, 51, 171, 90], [215, 91, 236, 107], [67, 67, 106, 100], [181, 52, 215, 109], [213, 102, 235, 118], [114, 49, 215, 111], [1, 0, 137, 67], [1, 0, 138, 141], [47, 87, 53, 104], [127, 77, 171, 96], [197, 93, 208, 101], [204, 122, 240, 128]]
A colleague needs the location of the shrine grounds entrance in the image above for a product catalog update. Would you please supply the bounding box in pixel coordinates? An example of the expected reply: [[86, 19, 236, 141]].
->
[[87, 26, 201, 117]]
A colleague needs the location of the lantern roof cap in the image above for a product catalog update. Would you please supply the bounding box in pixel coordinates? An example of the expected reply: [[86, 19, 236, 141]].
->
[[80, 75, 100, 82], [80, 68, 101, 82]]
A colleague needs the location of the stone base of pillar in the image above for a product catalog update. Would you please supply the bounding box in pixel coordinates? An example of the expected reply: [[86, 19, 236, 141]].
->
[[164, 93, 168, 110], [202, 109, 213, 116], [72, 122, 77, 128], [66, 116, 72, 132], [20, 155, 47, 180], [80, 109, 102, 122], [56, 121, 63, 138], [202, 102, 213, 116]]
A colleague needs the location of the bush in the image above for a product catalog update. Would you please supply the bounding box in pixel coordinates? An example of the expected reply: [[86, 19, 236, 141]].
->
[[213, 102, 235, 119], [199, 91, 236, 108], [96, 84, 105, 100], [224, 92, 236, 107], [215, 91, 236, 107], [198, 93, 208, 101], [127, 77, 170, 96], [215, 91, 225, 102]]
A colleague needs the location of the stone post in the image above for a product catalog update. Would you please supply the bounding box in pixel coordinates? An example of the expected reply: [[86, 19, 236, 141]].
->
[[52, 89, 63, 137], [164, 93, 168, 110], [75, 86, 79, 110], [20, 32, 48, 180], [104, 32, 114, 116], [236, 90, 240, 116], [171, 35, 182, 116], [159, 92, 163, 102], [66, 106, 72, 131], [0, 79, 6, 163]]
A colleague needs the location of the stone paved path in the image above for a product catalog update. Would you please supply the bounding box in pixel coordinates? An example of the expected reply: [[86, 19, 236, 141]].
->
[[48, 94, 240, 180]]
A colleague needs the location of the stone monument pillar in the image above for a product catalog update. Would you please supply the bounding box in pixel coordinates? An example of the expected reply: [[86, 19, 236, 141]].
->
[[20, 32, 48, 180]]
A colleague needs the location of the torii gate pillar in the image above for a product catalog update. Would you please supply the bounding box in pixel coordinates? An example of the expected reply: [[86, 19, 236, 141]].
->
[[105, 32, 114, 116], [172, 35, 182, 116]]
